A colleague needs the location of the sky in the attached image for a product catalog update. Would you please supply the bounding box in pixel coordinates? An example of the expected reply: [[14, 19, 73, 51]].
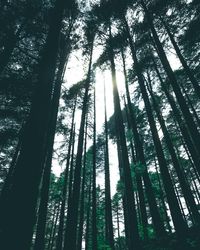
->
[[52, 29, 182, 197], [52, 46, 128, 196]]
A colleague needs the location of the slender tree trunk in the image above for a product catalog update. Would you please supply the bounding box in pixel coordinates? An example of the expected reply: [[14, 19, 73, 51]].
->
[[140, 0, 200, 156], [56, 98, 77, 250], [122, 49, 166, 238], [124, 17, 188, 238], [116, 203, 122, 250], [152, 56, 200, 176], [126, 123, 148, 240], [116, 140, 132, 249], [179, 83, 200, 128], [92, 86, 98, 250], [77, 117, 88, 250], [173, 181, 187, 223], [63, 40, 94, 250], [34, 33, 71, 250], [135, 173, 149, 239], [108, 24, 141, 250], [68, 124, 76, 204], [50, 201, 61, 250], [155, 163, 172, 233], [160, 16, 200, 99], [123, 90, 149, 241], [0, 1, 66, 248], [135, 190, 143, 234], [85, 175, 92, 250], [0, 134, 21, 205], [104, 81, 115, 250], [46, 203, 57, 250], [146, 72, 200, 225]]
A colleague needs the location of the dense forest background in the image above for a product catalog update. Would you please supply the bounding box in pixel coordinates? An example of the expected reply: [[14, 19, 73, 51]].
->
[[0, 0, 200, 249]]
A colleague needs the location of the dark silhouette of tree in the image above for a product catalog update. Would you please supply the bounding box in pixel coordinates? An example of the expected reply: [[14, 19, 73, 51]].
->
[[1, 1, 200, 249]]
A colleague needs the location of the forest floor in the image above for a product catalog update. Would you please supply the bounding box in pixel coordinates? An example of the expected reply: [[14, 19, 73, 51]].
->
[[143, 226, 200, 250]]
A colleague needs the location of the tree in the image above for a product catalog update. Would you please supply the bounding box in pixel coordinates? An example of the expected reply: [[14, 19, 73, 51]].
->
[[0, 1, 71, 248]]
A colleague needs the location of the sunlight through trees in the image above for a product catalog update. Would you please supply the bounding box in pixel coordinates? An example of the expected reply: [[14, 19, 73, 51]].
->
[[0, 0, 200, 249]]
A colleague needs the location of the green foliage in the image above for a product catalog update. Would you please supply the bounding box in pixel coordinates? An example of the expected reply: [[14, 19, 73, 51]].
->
[[134, 161, 146, 175]]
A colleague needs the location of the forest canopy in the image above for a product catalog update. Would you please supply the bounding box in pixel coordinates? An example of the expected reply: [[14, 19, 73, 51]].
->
[[0, 0, 200, 249]]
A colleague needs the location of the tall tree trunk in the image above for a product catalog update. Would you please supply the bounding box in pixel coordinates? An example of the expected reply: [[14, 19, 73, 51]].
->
[[179, 82, 200, 128], [151, 56, 200, 176], [108, 24, 141, 250], [34, 33, 71, 250], [116, 139, 132, 248], [92, 86, 98, 250], [46, 202, 57, 250], [104, 81, 115, 250], [124, 99, 149, 240], [85, 175, 92, 250], [155, 163, 172, 233], [124, 17, 188, 238], [68, 124, 76, 205], [56, 97, 77, 250], [77, 118, 88, 250], [116, 202, 122, 250], [49, 201, 61, 250], [160, 16, 200, 99], [140, 0, 200, 156], [0, 0, 66, 248], [171, 175, 187, 223], [146, 72, 200, 226], [0, 132, 22, 205], [63, 39, 94, 250], [121, 49, 166, 238]]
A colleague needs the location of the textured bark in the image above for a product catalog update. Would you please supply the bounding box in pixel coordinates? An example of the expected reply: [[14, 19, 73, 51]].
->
[[46, 203, 57, 250], [77, 118, 88, 250], [34, 32, 71, 250], [124, 17, 188, 237], [122, 50, 166, 238], [116, 203, 122, 250], [104, 82, 115, 250], [0, 134, 21, 207], [108, 24, 141, 250], [92, 87, 98, 250], [146, 73, 200, 225], [49, 202, 61, 250], [63, 40, 94, 250], [140, 0, 200, 158], [85, 175, 92, 250], [160, 16, 200, 99], [155, 163, 172, 233], [56, 98, 77, 250], [116, 138, 132, 248], [152, 56, 200, 176], [0, 0, 66, 248]]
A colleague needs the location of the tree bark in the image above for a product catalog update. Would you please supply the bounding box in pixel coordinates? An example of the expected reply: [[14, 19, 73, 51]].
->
[[34, 30, 71, 250], [92, 87, 98, 250], [124, 17, 188, 238], [104, 81, 115, 250], [151, 56, 200, 176], [122, 49, 166, 238], [63, 39, 94, 250], [160, 16, 200, 99], [140, 0, 200, 157], [146, 72, 200, 226], [77, 117, 88, 250], [108, 24, 141, 249], [0, 0, 66, 248], [56, 98, 77, 250]]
